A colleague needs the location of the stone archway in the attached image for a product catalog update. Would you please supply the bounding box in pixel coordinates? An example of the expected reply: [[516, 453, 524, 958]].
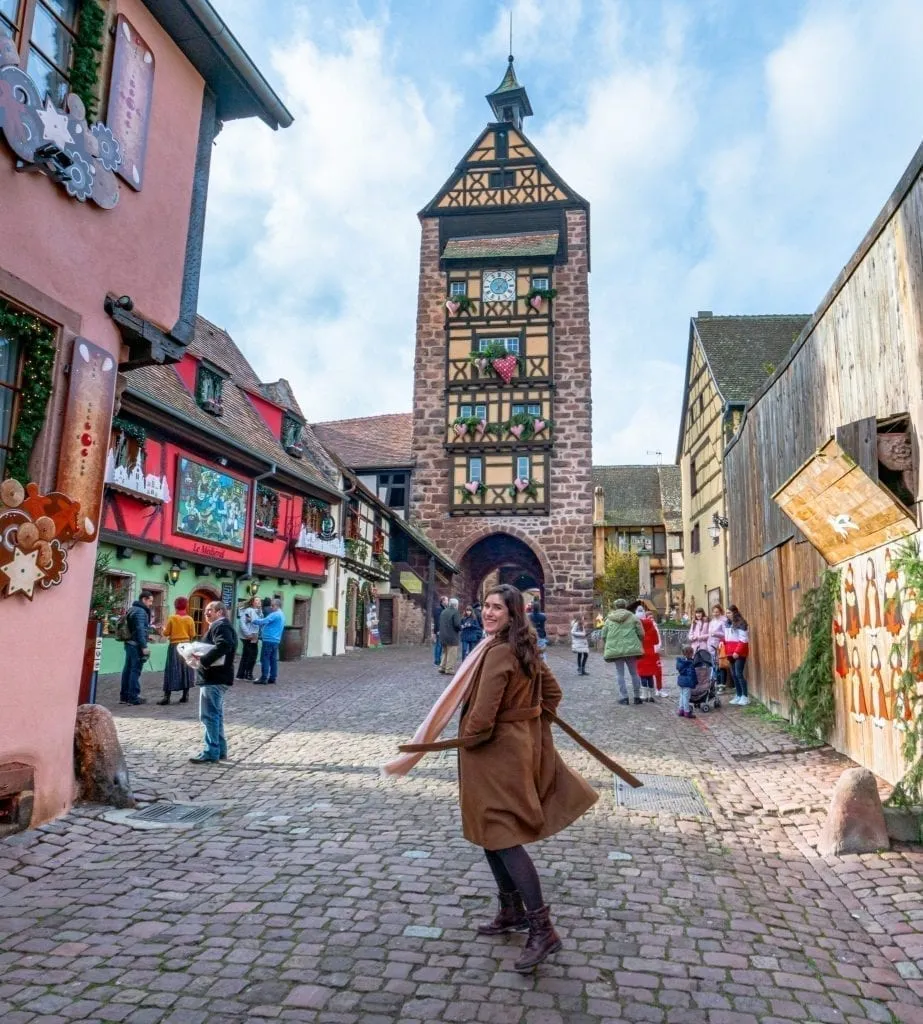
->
[[457, 532, 547, 607]]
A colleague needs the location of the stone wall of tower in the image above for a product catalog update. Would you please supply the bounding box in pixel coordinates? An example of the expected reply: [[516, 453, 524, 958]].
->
[[410, 210, 595, 640]]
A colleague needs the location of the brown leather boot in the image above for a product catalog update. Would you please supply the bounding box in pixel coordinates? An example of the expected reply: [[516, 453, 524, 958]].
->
[[476, 890, 528, 935], [514, 905, 562, 972]]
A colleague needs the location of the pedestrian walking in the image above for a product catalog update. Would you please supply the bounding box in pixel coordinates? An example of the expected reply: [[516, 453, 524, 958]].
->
[[570, 615, 590, 675], [433, 595, 448, 668], [119, 590, 154, 706], [237, 596, 261, 680], [254, 597, 284, 684], [186, 601, 237, 763], [157, 597, 196, 705], [460, 604, 483, 660], [688, 608, 709, 654], [438, 597, 462, 674], [384, 584, 599, 973], [529, 600, 548, 661], [725, 605, 750, 705], [675, 644, 697, 719], [634, 604, 662, 701], [601, 599, 645, 706]]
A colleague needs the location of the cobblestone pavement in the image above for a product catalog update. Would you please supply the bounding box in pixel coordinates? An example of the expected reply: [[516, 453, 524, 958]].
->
[[2, 645, 923, 1024]]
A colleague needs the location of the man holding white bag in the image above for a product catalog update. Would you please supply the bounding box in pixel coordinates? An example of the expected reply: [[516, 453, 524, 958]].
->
[[186, 601, 237, 764]]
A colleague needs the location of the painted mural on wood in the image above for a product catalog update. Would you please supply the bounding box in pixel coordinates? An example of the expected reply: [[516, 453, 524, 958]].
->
[[174, 458, 248, 550], [833, 543, 921, 776], [107, 16, 154, 191]]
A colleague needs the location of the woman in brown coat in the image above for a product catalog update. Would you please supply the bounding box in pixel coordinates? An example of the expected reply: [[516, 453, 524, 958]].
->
[[460, 584, 598, 972]]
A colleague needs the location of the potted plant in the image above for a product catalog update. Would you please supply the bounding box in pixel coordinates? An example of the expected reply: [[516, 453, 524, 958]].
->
[[445, 295, 475, 317], [508, 477, 538, 500], [345, 538, 369, 562], [458, 480, 487, 504], [526, 285, 557, 312]]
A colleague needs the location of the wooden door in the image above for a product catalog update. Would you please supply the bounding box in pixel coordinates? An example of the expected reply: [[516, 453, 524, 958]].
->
[[378, 597, 394, 645], [188, 588, 218, 637], [293, 597, 312, 656]]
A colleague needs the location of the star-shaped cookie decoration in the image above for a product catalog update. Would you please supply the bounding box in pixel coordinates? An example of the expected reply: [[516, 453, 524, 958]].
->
[[37, 98, 73, 150], [3, 547, 44, 599]]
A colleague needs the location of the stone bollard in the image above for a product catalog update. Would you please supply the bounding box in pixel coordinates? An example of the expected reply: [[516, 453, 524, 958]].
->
[[74, 704, 135, 809], [816, 767, 889, 856]]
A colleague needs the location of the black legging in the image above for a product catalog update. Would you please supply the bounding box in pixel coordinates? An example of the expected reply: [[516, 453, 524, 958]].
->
[[577, 652, 588, 672], [484, 846, 545, 911]]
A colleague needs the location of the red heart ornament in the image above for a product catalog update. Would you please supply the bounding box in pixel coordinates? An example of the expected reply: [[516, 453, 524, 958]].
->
[[445, 299, 460, 316], [492, 355, 518, 384]]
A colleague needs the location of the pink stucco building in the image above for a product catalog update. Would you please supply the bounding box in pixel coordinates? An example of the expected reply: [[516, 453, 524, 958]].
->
[[0, 0, 290, 829]]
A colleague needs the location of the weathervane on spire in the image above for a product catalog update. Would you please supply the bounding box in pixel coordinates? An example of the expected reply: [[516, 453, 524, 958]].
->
[[486, 10, 533, 130]]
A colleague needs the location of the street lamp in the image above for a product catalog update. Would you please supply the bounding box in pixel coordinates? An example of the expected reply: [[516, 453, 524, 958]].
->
[[247, 579, 260, 597], [708, 512, 729, 545], [164, 564, 181, 585]]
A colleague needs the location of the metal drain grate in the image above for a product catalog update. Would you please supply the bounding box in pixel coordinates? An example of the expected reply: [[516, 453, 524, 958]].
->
[[127, 802, 219, 826], [615, 774, 711, 818]]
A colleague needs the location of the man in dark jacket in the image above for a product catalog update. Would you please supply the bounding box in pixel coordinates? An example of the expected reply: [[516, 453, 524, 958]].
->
[[119, 591, 154, 706], [432, 595, 448, 668], [438, 597, 462, 675], [188, 601, 237, 764]]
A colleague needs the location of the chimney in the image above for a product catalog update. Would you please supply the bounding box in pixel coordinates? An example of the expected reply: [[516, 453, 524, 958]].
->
[[594, 485, 605, 522], [697, 310, 713, 319]]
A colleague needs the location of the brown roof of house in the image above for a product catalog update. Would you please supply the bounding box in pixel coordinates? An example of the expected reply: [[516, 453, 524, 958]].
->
[[124, 317, 339, 496], [442, 231, 559, 260], [593, 465, 682, 529], [311, 413, 414, 470]]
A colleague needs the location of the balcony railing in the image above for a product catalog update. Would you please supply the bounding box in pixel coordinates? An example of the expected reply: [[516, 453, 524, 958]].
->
[[447, 353, 550, 385], [451, 482, 548, 516]]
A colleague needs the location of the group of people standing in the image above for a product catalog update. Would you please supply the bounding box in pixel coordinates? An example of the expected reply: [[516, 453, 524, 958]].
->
[[596, 599, 664, 703], [687, 603, 751, 704], [236, 596, 286, 685]]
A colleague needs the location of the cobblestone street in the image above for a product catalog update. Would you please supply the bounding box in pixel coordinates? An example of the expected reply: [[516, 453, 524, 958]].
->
[[2, 645, 923, 1024]]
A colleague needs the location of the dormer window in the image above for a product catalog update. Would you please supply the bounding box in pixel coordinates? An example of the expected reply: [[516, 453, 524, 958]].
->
[[196, 363, 226, 416], [254, 483, 279, 538], [282, 413, 303, 457]]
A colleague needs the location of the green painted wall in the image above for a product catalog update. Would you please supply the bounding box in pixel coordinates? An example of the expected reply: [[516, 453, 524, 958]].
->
[[97, 543, 315, 674]]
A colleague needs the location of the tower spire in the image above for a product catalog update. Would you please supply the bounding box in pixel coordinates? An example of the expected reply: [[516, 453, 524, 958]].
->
[[486, 48, 533, 130]]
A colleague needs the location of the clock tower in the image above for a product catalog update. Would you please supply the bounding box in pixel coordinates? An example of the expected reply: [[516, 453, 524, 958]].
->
[[410, 57, 594, 638]]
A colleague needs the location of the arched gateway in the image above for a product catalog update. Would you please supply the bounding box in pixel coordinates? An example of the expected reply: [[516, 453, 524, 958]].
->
[[410, 58, 594, 638]]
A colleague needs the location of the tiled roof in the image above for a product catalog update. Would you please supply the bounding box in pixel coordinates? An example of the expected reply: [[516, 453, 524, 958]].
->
[[593, 465, 682, 528], [259, 379, 303, 418], [694, 314, 811, 404], [312, 413, 414, 470], [442, 231, 559, 260], [124, 317, 338, 496]]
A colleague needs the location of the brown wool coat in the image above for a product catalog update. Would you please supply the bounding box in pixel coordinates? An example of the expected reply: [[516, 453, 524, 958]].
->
[[458, 639, 599, 850]]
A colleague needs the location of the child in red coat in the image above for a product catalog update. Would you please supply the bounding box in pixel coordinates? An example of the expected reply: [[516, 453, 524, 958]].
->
[[634, 605, 662, 702]]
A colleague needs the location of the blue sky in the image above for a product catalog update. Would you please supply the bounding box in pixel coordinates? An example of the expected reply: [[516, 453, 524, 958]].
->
[[199, 0, 923, 463]]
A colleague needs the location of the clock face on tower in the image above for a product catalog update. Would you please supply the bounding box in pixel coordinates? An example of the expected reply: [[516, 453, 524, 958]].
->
[[482, 269, 516, 303]]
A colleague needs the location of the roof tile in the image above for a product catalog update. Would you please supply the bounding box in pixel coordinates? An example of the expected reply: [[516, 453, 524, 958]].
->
[[593, 465, 682, 528], [443, 231, 558, 260], [312, 413, 414, 471]]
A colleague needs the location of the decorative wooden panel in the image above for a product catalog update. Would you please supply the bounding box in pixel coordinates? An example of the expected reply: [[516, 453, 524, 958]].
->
[[437, 166, 569, 209], [107, 16, 155, 190], [773, 438, 917, 564], [56, 339, 118, 541]]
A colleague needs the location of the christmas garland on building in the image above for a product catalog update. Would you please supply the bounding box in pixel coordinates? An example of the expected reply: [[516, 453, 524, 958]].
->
[[111, 417, 146, 448], [70, 0, 106, 122], [1, 301, 56, 484]]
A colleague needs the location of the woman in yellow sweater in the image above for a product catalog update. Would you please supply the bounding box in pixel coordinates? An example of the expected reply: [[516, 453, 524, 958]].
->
[[158, 596, 197, 705]]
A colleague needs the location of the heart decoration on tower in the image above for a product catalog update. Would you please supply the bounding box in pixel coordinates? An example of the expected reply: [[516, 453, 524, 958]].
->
[[491, 355, 518, 384], [509, 424, 525, 440], [533, 419, 547, 434], [464, 481, 480, 494], [475, 358, 489, 374], [514, 477, 530, 493], [445, 299, 460, 316], [453, 423, 468, 438], [474, 418, 487, 440], [529, 295, 543, 311]]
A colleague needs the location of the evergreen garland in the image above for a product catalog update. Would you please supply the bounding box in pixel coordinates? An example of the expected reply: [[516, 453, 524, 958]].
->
[[1, 301, 56, 484], [784, 568, 841, 742], [889, 539, 923, 808], [111, 417, 146, 447], [70, 0, 106, 122]]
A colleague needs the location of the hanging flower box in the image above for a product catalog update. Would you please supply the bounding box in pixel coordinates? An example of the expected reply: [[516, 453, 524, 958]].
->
[[526, 286, 557, 312], [345, 538, 369, 562], [457, 480, 487, 504], [285, 442, 304, 459], [445, 295, 475, 317], [508, 477, 539, 501], [201, 397, 224, 417]]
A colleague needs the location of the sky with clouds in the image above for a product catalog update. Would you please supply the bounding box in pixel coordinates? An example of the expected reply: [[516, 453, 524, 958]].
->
[[198, 0, 923, 465]]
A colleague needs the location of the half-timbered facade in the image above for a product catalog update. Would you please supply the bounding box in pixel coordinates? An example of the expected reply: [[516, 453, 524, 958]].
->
[[411, 58, 594, 637]]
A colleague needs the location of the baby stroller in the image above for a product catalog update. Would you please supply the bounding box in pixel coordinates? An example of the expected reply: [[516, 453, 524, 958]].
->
[[689, 650, 721, 713]]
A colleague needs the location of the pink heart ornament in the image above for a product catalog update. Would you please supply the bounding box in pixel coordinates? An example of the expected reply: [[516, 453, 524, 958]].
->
[[454, 423, 468, 438], [533, 419, 546, 433], [514, 478, 529, 493], [510, 424, 525, 439], [475, 358, 489, 373], [464, 481, 480, 494], [445, 299, 460, 316], [529, 295, 543, 311]]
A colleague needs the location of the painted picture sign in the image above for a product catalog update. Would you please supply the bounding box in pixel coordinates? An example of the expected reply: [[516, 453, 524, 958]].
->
[[107, 15, 155, 190], [175, 457, 249, 551]]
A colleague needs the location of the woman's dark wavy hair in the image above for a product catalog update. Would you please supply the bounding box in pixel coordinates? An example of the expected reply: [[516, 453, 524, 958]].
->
[[485, 583, 542, 678]]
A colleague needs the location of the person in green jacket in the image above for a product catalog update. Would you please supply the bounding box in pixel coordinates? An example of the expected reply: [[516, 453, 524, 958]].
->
[[601, 599, 645, 706]]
